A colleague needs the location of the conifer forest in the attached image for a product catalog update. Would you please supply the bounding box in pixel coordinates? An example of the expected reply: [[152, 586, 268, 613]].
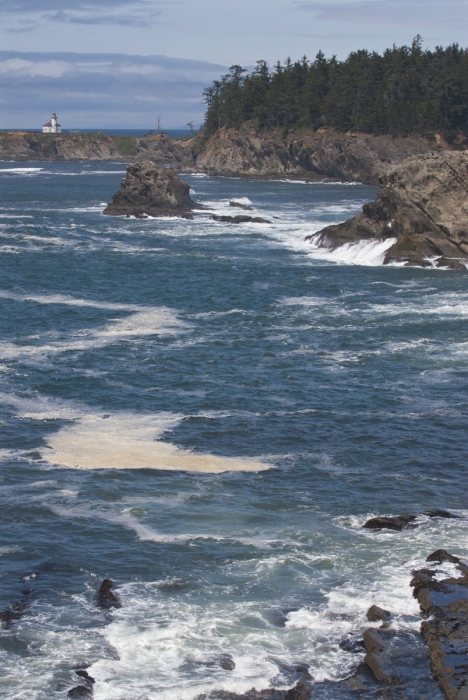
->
[[202, 38, 468, 138]]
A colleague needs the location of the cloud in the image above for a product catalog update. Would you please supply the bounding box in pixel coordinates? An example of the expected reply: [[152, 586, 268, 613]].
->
[[119, 64, 164, 74], [293, 0, 462, 27], [0, 58, 71, 77], [0, 51, 227, 128], [0, 0, 173, 29], [293, 0, 464, 26]]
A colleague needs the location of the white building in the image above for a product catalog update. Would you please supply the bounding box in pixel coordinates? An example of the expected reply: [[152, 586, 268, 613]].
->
[[42, 112, 61, 133]]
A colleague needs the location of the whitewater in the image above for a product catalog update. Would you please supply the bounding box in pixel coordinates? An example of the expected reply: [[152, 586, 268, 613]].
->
[[0, 162, 467, 699]]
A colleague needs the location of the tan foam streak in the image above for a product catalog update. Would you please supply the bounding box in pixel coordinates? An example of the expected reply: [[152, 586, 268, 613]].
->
[[42, 414, 270, 474]]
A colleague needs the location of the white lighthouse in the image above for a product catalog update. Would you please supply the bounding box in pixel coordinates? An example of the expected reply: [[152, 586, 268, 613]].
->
[[42, 111, 62, 134]]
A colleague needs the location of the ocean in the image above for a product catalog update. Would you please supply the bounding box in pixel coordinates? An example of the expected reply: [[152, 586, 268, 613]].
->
[[0, 162, 467, 699]]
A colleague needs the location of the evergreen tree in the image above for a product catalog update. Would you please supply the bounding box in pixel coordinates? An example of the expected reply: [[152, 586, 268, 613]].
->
[[201, 39, 468, 138]]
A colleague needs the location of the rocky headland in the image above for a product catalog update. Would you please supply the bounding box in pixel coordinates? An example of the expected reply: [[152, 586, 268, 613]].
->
[[103, 160, 202, 218], [2, 127, 463, 186], [191, 125, 456, 185], [306, 151, 468, 270]]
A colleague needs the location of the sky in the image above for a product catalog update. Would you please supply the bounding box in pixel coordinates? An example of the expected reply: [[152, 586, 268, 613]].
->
[[0, 0, 467, 128]]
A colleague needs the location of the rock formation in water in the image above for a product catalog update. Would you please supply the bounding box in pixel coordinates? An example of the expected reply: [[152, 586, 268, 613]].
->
[[411, 549, 468, 700], [211, 214, 271, 224], [306, 151, 468, 270], [103, 161, 202, 218]]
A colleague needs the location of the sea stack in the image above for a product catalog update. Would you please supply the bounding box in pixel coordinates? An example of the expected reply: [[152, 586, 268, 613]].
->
[[103, 160, 202, 218], [306, 151, 468, 270]]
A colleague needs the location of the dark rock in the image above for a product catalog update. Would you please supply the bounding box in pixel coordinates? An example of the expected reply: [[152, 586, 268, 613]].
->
[[366, 605, 390, 623], [306, 151, 468, 270], [199, 653, 236, 671], [339, 635, 365, 653], [97, 578, 121, 609], [75, 670, 95, 686], [410, 569, 436, 597], [211, 214, 271, 224], [103, 161, 202, 218], [427, 549, 460, 564], [283, 679, 311, 700], [415, 555, 468, 699], [363, 514, 417, 531], [229, 201, 254, 211], [423, 510, 460, 519], [67, 686, 93, 699], [0, 610, 22, 629]]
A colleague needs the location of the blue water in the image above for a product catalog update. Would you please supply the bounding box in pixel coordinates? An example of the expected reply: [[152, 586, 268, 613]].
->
[[0, 163, 467, 700]]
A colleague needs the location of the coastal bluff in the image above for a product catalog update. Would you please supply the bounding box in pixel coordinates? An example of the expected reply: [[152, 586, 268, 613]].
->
[[103, 160, 201, 218], [1, 127, 462, 186], [306, 151, 468, 270]]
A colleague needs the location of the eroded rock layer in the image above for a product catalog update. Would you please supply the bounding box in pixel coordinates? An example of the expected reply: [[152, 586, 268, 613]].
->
[[103, 161, 201, 218], [307, 151, 468, 270]]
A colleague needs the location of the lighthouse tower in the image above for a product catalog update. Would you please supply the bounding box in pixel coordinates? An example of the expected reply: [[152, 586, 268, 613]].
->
[[42, 111, 62, 134]]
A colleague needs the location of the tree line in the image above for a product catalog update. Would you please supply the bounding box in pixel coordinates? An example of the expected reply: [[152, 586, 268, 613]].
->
[[202, 37, 468, 138]]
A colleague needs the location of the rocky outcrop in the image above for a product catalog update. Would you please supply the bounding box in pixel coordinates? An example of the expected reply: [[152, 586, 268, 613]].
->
[[193, 125, 452, 184], [0, 131, 125, 161], [412, 550, 468, 700], [211, 214, 271, 224], [103, 161, 202, 218], [363, 510, 459, 531], [307, 151, 468, 270], [1, 127, 459, 187], [0, 131, 191, 164], [97, 578, 121, 608]]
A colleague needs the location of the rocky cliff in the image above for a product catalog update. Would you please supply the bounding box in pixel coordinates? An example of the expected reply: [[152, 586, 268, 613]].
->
[[192, 126, 454, 185], [0, 131, 189, 164], [103, 160, 201, 218], [306, 151, 468, 270], [1, 127, 459, 185]]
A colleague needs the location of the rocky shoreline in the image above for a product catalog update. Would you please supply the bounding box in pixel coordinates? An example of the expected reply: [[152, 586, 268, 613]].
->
[[2, 513, 465, 699], [307, 151, 468, 270], [1, 127, 464, 186]]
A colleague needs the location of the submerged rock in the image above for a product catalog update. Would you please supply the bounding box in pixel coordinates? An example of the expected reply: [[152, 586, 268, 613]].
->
[[306, 151, 468, 270], [363, 514, 417, 531], [103, 161, 202, 218], [363, 510, 461, 532], [97, 578, 121, 609], [199, 653, 236, 671], [229, 201, 254, 211], [0, 610, 22, 629], [211, 214, 271, 224], [67, 686, 93, 699]]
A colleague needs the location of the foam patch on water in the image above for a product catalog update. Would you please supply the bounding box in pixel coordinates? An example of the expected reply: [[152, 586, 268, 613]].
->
[[0, 295, 187, 363], [42, 412, 269, 474], [307, 235, 397, 266], [0, 394, 268, 475]]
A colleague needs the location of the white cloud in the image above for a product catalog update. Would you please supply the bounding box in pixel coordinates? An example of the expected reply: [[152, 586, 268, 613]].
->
[[119, 64, 163, 74], [0, 58, 71, 77]]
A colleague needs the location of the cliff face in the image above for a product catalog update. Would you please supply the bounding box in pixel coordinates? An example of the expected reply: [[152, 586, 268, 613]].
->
[[0, 131, 190, 164], [192, 126, 451, 185], [0, 131, 125, 161], [307, 151, 468, 270], [103, 160, 201, 217], [1, 128, 456, 186]]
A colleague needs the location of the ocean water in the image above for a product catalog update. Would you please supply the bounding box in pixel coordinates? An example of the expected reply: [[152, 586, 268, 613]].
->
[[0, 162, 467, 700]]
